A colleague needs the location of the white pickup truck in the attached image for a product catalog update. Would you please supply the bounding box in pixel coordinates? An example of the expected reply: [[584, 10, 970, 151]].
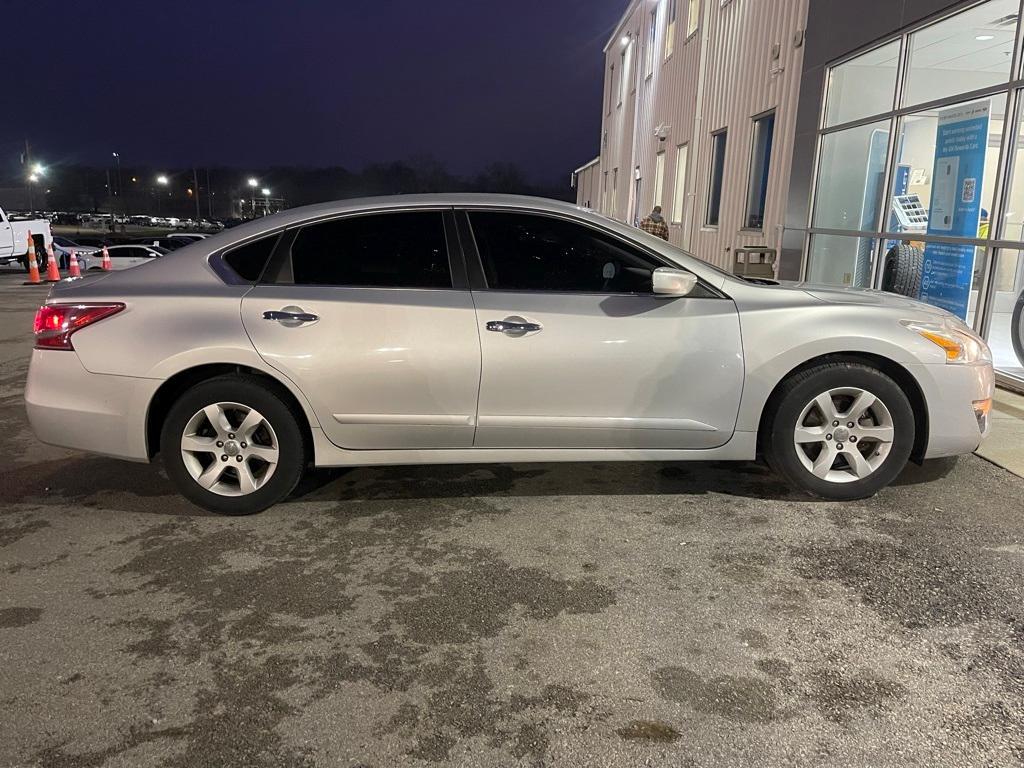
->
[[0, 207, 53, 270]]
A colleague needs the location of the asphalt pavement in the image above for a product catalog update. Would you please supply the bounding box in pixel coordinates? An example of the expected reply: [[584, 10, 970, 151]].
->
[[1, 272, 1023, 767]]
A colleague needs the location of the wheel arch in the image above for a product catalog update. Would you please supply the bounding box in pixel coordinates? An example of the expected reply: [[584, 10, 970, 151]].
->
[[756, 352, 929, 464], [145, 363, 316, 459]]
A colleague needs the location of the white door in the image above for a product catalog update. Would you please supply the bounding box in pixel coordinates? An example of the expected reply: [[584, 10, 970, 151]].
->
[[240, 210, 481, 450], [0, 216, 13, 260], [463, 210, 743, 449]]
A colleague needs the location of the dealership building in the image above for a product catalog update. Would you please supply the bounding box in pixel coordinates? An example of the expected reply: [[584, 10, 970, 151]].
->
[[574, 0, 1024, 389]]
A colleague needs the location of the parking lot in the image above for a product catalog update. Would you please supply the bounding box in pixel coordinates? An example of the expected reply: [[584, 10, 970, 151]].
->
[[1, 272, 1023, 767]]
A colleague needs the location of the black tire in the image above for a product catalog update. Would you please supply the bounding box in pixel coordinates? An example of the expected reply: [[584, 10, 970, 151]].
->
[[763, 363, 915, 501], [881, 243, 923, 298], [1012, 288, 1024, 368], [160, 375, 308, 515]]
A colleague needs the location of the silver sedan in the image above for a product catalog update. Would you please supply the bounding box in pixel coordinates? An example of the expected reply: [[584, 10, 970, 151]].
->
[[25, 195, 994, 514]]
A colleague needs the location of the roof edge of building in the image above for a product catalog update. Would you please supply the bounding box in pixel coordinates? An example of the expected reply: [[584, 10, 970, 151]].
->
[[603, 0, 641, 53]]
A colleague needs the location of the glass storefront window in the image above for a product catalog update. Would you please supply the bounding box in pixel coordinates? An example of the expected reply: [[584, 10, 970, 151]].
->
[[883, 96, 1005, 319], [824, 40, 900, 127], [812, 120, 890, 231], [888, 96, 1006, 239], [1000, 93, 1024, 243], [806, 234, 878, 288], [986, 248, 1024, 377], [903, 0, 1020, 108]]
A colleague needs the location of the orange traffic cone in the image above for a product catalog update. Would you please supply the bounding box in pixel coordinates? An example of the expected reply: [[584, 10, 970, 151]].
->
[[22, 231, 42, 286], [101, 245, 112, 271], [44, 242, 62, 282], [68, 249, 81, 278]]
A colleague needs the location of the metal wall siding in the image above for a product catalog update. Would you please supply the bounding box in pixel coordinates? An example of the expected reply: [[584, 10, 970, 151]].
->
[[591, 0, 809, 273]]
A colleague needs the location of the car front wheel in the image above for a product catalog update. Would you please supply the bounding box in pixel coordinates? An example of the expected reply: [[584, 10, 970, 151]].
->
[[764, 363, 915, 500], [160, 376, 307, 515]]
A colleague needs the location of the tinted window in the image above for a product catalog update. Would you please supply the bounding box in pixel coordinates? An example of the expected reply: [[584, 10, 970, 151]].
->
[[224, 235, 278, 282], [290, 212, 451, 288], [706, 131, 727, 227], [469, 212, 660, 293]]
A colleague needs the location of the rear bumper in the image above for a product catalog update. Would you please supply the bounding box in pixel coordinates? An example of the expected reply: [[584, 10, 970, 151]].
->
[[912, 361, 995, 459], [25, 349, 155, 462]]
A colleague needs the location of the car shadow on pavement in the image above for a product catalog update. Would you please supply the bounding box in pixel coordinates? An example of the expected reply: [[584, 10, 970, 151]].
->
[[1, 455, 202, 517], [3, 452, 962, 515], [290, 460, 804, 504]]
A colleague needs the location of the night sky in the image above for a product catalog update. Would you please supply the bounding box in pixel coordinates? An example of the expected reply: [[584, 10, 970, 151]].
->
[[4, 0, 625, 184]]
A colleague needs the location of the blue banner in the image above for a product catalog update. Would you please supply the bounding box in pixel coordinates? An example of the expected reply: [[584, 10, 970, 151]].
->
[[919, 100, 989, 319]]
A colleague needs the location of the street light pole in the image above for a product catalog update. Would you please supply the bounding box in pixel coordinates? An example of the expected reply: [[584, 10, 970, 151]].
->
[[193, 168, 201, 221], [156, 175, 168, 216], [247, 178, 258, 218], [112, 153, 122, 220]]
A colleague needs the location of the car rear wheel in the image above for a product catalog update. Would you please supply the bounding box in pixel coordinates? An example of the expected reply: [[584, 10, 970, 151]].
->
[[160, 376, 307, 515], [764, 363, 915, 500]]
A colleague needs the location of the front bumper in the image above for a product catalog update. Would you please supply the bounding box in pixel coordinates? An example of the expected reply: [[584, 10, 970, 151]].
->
[[25, 349, 156, 462], [912, 361, 995, 459]]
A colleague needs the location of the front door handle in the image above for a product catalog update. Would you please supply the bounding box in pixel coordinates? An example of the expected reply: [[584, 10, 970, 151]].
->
[[486, 318, 542, 334], [263, 308, 319, 325]]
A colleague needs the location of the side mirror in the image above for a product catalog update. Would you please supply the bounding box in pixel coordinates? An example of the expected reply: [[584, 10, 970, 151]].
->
[[652, 267, 698, 297]]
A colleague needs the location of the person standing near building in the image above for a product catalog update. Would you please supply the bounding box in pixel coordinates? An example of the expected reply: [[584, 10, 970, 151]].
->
[[639, 206, 669, 241]]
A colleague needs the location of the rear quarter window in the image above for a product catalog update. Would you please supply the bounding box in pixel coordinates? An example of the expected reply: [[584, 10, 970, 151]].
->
[[223, 235, 279, 282]]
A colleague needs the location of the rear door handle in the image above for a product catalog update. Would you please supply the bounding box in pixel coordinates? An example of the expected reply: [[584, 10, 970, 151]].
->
[[263, 308, 319, 325], [486, 319, 542, 334]]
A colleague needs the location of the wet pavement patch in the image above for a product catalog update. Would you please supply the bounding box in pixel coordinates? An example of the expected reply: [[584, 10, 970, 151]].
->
[[0, 606, 42, 628], [807, 667, 907, 724], [651, 666, 779, 723], [616, 719, 682, 742]]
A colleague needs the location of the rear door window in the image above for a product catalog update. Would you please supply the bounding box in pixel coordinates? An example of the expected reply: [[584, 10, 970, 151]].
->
[[288, 212, 452, 288]]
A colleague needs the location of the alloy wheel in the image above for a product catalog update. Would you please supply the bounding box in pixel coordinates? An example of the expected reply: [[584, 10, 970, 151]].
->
[[180, 402, 280, 497], [793, 387, 895, 484]]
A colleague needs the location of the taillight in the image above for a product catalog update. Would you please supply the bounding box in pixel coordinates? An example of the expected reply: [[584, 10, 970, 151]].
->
[[33, 303, 125, 350]]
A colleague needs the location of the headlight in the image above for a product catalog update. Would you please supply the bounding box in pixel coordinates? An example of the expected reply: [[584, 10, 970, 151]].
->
[[901, 317, 992, 365]]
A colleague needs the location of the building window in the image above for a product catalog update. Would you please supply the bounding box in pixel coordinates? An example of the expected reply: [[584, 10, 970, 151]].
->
[[653, 151, 667, 209], [607, 64, 614, 114], [671, 143, 689, 224], [824, 40, 900, 128], [618, 50, 626, 105], [811, 119, 889, 232], [665, 0, 677, 60], [706, 131, 727, 227], [686, 0, 699, 38], [744, 112, 775, 230], [646, 9, 657, 78], [902, 0, 1019, 109], [612, 168, 619, 218]]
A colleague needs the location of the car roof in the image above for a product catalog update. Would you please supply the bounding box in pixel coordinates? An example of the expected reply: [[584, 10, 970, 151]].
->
[[77, 194, 736, 292]]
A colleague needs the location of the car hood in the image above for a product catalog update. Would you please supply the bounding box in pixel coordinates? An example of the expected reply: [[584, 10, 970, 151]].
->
[[778, 281, 952, 317]]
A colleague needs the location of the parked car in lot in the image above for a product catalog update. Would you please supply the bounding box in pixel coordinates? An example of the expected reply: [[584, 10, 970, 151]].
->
[[26, 195, 994, 515], [52, 236, 98, 270], [164, 233, 209, 247], [0, 206, 53, 269], [88, 244, 167, 270]]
